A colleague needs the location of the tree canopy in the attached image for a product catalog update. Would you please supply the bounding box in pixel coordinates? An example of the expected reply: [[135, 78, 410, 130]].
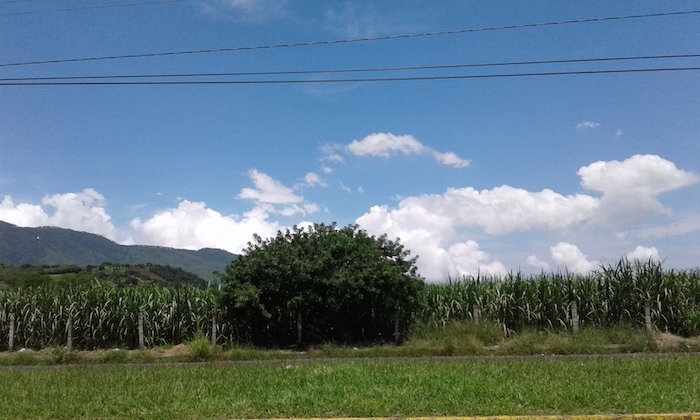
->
[[219, 223, 424, 347]]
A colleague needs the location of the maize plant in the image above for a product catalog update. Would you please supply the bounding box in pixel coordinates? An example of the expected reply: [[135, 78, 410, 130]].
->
[[419, 258, 700, 336], [0, 280, 223, 350], [2, 258, 700, 350]]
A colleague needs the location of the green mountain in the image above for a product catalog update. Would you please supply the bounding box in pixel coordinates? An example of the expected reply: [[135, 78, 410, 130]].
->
[[0, 221, 235, 281]]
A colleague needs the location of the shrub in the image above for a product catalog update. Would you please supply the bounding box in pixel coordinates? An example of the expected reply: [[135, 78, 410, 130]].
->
[[187, 336, 214, 362]]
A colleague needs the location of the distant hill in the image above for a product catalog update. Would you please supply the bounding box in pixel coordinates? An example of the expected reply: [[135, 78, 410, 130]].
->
[[0, 221, 236, 281]]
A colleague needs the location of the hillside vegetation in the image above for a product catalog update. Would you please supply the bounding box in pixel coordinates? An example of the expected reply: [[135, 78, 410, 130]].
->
[[0, 263, 207, 291], [0, 221, 235, 281]]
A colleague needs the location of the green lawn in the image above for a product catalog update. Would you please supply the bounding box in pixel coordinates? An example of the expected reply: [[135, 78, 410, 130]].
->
[[1, 356, 698, 419]]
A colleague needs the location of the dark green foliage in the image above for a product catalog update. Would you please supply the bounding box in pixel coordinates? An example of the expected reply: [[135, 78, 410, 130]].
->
[[0, 263, 207, 290], [16, 272, 54, 288], [51, 347, 81, 364], [0, 220, 235, 281], [187, 336, 216, 361], [143, 264, 207, 288], [220, 223, 424, 346]]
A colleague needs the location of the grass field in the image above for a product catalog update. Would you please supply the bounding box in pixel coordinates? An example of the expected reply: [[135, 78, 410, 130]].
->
[[1, 356, 698, 419]]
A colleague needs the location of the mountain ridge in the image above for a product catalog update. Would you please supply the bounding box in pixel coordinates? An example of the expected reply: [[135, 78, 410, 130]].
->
[[0, 221, 235, 281]]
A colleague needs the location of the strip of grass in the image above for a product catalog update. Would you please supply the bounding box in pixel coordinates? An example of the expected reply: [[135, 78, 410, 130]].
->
[[0, 356, 698, 419], [2, 323, 698, 367]]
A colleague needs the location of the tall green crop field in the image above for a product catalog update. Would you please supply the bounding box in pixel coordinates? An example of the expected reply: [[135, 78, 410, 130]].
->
[[420, 259, 700, 336], [2, 258, 699, 350], [0, 280, 220, 350]]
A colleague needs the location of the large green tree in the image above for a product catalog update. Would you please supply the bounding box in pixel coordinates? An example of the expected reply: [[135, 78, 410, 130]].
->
[[219, 223, 424, 347]]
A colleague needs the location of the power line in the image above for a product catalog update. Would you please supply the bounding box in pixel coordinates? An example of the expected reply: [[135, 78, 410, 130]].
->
[[0, 0, 183, 17], [2, 53, 698, 82], [1, 9, 699, 68], [2, 67, 698, 86]]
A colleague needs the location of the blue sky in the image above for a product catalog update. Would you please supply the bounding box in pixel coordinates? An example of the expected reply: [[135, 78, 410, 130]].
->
[[1, 1, 699, 282]]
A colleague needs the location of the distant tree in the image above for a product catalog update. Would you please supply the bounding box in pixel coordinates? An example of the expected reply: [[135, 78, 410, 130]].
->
[[17, 272, 52, 288], [219, 223, 424, 347], [54, 272, 93, 287], [147, 264, 206, 288]]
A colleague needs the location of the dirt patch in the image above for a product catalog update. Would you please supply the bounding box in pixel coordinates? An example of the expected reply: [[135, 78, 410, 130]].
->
[[653, 332, 699, 351], [160, 344, 189, 358]]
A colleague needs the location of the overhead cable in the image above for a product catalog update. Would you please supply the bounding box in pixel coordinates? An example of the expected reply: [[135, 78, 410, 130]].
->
[[2, 53, 698, 82], [2, 67, 698, 86], [1, 9, 699, 68], [0, 0, 183, 17]]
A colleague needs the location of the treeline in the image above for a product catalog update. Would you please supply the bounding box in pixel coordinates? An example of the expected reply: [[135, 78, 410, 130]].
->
[[0, 263, 207, 291]]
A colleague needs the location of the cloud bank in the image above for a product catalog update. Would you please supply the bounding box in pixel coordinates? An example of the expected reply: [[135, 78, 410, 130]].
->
[[131, 201, 280, 253], [1, 188, 117, 240], [1, 155, 697, 282], [579, 155, 699, 227], [356, 154, 698, 281]]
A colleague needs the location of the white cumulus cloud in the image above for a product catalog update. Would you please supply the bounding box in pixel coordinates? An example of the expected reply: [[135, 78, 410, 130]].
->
[[356, 154, 697, 280], [449, 241, 507, 277], [550, 242, 599, 273], [238, 170, 320, 217], [0, 189, 117, 240], [325, 153, 344, 163], [579, 154, 700, 227], [0, 196, 49, 227], [279, 203, 320, 217], [347, 132, 426, 157], [41, 189, 117, 240], [344, 132, 470, 168], [526, 255, 551, 271], [577, 121, 600, 130], [303, 172, 325, 187], [238, 169, 303, 205], [320, 143, 345, 163], [131, 201, 281, 254], [355, 175, 605, 280], [356, 203, 506, 282], [381, 186, 599, 236], [431, 151, 470, 168], [626, 245, 660, 262]]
